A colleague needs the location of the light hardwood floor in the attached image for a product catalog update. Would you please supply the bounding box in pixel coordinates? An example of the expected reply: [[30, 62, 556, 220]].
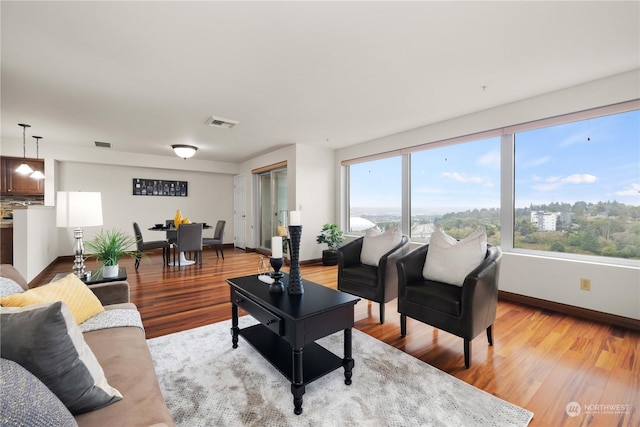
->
[[36, 248, 639, 427]]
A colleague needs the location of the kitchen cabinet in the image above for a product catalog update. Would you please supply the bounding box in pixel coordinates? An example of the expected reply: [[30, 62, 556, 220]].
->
[[1, 226, 13, 264], [1, 156, 44, 195]]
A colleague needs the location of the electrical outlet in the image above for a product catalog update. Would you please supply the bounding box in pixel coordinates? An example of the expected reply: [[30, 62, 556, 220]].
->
[[580, 278, 591, 291]]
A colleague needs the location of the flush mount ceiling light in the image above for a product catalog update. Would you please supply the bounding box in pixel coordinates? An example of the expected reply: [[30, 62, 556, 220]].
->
[[172, 144, 198, 159], [16, 123, 34, 175], [30, 135, 45, 180]]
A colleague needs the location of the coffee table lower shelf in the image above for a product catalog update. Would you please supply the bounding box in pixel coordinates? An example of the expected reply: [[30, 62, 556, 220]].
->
[[239, 324, 343, 385]]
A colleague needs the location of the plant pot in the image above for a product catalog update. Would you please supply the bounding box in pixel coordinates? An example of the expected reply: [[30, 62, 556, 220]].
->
[[322, 249, 338, 266], [102, 264, 119, 278]]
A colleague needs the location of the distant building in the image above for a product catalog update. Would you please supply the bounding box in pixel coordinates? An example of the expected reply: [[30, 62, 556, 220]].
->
[[531, 211, 557, 231], [558, 212, 572, 227]]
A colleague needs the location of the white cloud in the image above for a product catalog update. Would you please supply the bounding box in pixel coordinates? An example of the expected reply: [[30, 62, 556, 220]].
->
[[413, 187, 446, 195], [442, 172, 493, 187], [477, 151, 500, 168], [564, 174, 598, 184], [525, 156, 551, 167], [560, 131, 588, 148], [532, 173, 598, 192], [614, 183, 640, 197], [532, 182, 563, 191]]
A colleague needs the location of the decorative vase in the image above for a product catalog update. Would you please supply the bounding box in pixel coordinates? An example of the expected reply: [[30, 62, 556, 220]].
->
[[287, 225, 303, 295], [174, 210, 183, 228], [102, 264, 119, 278]]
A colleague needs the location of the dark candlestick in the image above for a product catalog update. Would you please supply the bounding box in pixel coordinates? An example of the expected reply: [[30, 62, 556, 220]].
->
[[287, 225, 303, 295], [269, 257, 284, 293]]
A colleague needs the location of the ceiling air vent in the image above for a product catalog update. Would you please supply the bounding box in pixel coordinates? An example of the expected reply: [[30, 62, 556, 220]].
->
[[95, 141, 111, 148], [206, 116, 239, 129]]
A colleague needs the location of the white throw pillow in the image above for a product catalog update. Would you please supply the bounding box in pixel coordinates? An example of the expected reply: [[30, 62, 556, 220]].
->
[[360, 228, 402, 267], [423, 227, 487, 286]]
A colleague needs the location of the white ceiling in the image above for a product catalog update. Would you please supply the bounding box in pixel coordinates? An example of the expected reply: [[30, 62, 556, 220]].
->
[[2, 1, 638, 163]]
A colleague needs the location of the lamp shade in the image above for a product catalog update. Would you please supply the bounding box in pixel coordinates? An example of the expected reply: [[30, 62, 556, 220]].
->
[[30, 170, 45, 180], [172, 144, 198, 159], [56, 191, 104, 228]]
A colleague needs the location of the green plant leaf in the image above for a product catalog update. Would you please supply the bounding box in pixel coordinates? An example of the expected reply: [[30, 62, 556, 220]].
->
[[85, 228, 138, 266], [315, 223, 344, 249]]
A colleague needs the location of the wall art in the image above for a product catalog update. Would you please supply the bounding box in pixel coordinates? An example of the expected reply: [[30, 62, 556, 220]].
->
[[133, 179, 188, 197]]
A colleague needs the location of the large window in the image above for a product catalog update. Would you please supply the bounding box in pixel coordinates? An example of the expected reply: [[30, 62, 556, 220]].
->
[[344, 102, 639, 263], [348, 156, 402, 233], [411, 137, 501, 245], [514, 109, 640, 259]]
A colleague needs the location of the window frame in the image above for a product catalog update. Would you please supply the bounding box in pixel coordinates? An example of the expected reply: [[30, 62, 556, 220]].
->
[[343, 99, 640, 267]]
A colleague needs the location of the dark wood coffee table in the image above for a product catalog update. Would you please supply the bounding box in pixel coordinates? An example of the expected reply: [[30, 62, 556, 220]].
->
[[227, 273, 360, 415]]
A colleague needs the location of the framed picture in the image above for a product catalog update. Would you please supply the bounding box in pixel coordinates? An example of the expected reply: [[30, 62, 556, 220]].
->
[[133, 179, 188, 197]]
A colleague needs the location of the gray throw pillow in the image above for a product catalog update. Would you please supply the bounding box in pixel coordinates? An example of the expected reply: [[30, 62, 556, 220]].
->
[[0, 301, 122, 415], [0, 358, 78, 427]]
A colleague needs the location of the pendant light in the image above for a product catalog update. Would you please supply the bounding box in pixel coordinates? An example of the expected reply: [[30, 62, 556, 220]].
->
[[30, 136, 45, 180], [15, 124, 34, 174]]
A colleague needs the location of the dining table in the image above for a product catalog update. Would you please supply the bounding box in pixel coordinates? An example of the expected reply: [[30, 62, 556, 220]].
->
[[148, 223, 212, 266]]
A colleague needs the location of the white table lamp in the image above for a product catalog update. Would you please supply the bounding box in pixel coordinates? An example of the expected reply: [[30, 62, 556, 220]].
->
[[56, 191, 104, 278]]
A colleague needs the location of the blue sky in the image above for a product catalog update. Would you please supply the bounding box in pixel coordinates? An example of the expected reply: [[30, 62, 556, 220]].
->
[[350, 109, 639, 213], [515, 109, 639, 208]]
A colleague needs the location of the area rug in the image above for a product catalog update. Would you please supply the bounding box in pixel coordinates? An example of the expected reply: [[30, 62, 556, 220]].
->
[[147, 317, 533, 426]]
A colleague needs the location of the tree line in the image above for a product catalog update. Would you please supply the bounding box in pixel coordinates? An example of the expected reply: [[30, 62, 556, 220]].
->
[[411, 201, 640, 260]]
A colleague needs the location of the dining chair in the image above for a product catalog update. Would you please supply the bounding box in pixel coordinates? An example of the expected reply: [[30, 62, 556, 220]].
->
[[132, 222, 170, 270], [165, 219, 177, 245], [203, 220, 226, 259], [174, 223, 203, 270]]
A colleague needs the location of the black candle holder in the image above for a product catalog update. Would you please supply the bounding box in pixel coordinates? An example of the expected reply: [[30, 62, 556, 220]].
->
[[269, 257, 284, 293], [287, 225, 304, 295]]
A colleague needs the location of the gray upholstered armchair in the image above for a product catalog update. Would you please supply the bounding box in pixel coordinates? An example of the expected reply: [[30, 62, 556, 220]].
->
[[397, 243, 502, 368], [338, 234, 410, 324]]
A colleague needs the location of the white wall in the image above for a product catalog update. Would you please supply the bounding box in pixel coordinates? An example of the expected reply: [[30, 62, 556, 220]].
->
[[501, 253, 640, 319], [56, 162, 235, 255], [1, 140, 239, 207], [13, 206, 57, 282], [335, 70, 640, 320], [294, 144, 335, 260]]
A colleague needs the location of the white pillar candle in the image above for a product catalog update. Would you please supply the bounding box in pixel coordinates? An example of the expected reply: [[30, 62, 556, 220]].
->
[[272, 236, 283, 258], [289, 211, 301, 226]]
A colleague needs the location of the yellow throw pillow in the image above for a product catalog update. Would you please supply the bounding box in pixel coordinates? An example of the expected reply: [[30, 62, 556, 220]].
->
[[0, 273, 104, 324]]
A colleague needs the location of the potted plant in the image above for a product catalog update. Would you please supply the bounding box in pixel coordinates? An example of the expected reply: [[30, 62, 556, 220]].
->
[[85, 229, 138, 277], [316, 223, 345, 266]]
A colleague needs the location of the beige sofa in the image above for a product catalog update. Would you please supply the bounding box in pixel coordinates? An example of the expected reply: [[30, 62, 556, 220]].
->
[[0, 264, 174, 427]]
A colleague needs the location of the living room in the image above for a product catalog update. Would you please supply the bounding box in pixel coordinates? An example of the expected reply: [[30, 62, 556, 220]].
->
[[1, 1, 638, 426]]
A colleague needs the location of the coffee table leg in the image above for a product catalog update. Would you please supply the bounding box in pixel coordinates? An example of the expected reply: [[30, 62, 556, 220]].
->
[[291, 348, 305, 415], [343, 328, 354, 385], [231, 304, 239, 348]]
